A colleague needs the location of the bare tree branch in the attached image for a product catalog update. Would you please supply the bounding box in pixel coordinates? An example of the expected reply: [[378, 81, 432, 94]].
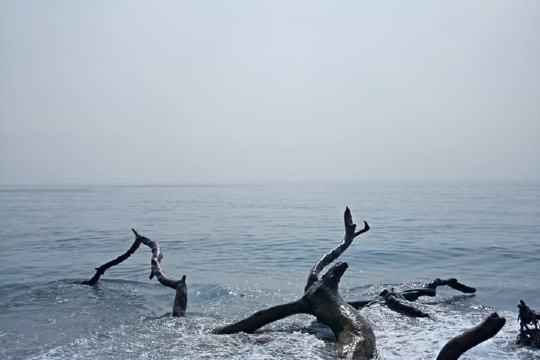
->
[[82, 236, 143, 285], [379, 290, 430, 318], [306, 207, 369, 291], [427, 278, 476, 294], [132, 229, 187, 316], [82, 229, 187, 316], [436, 312, 505, 360], [213, 300, 307, 334]]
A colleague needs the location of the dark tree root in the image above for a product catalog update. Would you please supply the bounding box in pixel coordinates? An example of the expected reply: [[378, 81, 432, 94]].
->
[[214, 207, 376, 360], [348, 278, 477, 318], [82, 229, 187, 317], [436, 312, 506, 360]]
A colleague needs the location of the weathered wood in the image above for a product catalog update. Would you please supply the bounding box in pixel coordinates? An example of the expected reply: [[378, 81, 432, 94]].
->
[[82, 229, 187, 316], [306, 207, 369, 291], [132, 229, 187, 317], [214, 207, 376, 360], [213, 300, 307, 334], [303, 261, 376, 360], [379, 290, 430, 318], [427, 278, 476, 294], [436, 312, 506, 360], [347, 278, 476, 317], [400, 287, 436, 302], [82, 237, 143, 285]]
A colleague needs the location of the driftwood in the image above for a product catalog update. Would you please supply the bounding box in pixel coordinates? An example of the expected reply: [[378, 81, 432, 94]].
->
[[212, 208, 503, 359], [349, 278, 477, 318], [82, 236, 143, 285], [516, 300, 540, 348], [132, 229, 188, 316], [82, 229, 187, 317], [436, 312, 506, 360], [77, 207, 510, 359], [214, 207, 376, 360]]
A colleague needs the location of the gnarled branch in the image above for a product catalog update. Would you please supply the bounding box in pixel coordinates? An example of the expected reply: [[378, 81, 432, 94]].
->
[[306, 207, 369, 291], [214, 207, 375, 359], [82, 229, 187, 316], [132, 229, 187, 316]]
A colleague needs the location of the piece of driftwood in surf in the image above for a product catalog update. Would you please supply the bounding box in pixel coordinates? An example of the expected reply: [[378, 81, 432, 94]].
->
[[516, 300, 540, 348], [213, 207, 376, 360], [131, 229, 188, 317], [82, 235, 143, 286], [436, 312, 506, 360], [348, 278, 477, 318], [82, 229, 187, 317]]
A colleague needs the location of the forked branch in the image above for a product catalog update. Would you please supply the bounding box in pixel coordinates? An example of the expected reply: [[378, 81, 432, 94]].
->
[[214, 207, 376, 359], [306, 207, 369, 290], [82, 229, 187, 316]]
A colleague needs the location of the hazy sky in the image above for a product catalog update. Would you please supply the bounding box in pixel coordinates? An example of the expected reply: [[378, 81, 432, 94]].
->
[[1, 1, 539, 184]]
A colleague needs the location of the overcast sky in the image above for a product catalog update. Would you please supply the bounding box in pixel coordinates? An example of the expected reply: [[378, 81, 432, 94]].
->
[[1, 1, 539, 184]]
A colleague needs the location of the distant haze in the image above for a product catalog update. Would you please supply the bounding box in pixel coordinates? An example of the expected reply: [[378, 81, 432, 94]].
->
[[1, 1, 539, 185]]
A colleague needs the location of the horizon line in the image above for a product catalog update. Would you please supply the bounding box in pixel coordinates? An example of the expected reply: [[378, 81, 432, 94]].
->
[[0, 177, 538, 188]]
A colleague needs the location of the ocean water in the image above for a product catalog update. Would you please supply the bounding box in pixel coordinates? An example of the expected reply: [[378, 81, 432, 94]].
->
[[0, 181, 539, 359]]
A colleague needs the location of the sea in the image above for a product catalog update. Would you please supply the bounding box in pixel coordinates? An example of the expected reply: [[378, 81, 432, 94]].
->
[[0, 181, 539, 359]]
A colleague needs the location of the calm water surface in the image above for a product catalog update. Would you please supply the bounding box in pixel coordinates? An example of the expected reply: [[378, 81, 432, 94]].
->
[[0, 182, 539, 359]]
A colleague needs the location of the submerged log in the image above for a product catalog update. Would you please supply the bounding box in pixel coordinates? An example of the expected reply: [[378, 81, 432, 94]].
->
[[214, 207, 376, 360], [427, 278, 476, 294], [380, 289, 430, 318], [348, 278, 476, 318], [436, 312, 506, 360]]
